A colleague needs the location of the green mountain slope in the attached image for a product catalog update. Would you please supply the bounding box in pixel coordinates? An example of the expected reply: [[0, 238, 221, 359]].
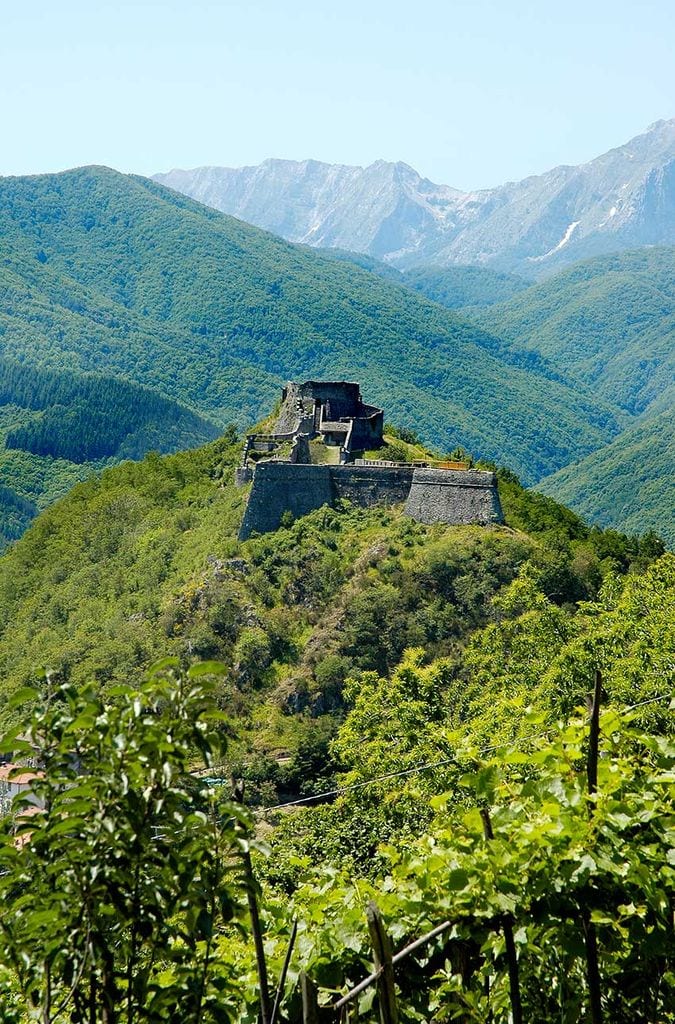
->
[[400, 263, 529, 309], [0, 431, 670, 1019], [537, 408, 675, 546], [0, 358, 220, 546], [0, 357, 219, 463], [0, 166, 624, 489], [0, 431, 660, 744], [0, 483, 36, 546], [468, 247, 675, 417], [325, 247, 674, 542], [323, 250, 529, 308]]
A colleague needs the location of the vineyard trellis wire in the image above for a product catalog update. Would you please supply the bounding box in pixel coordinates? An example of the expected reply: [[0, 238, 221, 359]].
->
[[238, 677, 673, 1023]]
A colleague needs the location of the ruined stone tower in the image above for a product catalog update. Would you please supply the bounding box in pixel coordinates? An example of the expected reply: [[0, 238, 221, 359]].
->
[[237, 379, 503, 539]]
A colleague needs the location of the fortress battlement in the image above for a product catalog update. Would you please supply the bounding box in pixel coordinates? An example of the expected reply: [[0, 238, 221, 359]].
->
[[237, 380, 503, 539]]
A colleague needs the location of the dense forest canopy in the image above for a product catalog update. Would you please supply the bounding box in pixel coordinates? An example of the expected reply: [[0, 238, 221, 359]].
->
[[0, 168, 626, 482], [0, 357, 219, 548], [0, 427, 671, 1021], [465, 246, 675, 419], [538, 406, 675, 546], [0, 356, 219, 463]]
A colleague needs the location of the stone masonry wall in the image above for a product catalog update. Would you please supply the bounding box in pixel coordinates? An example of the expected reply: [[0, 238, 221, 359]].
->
[[238, 463, 503, 540], [404, 468, 503, 526], [333, 464, 414, 508], [238, 463, 414, 540], [239, 464, 333, 539], [276, 381, 363, 434]]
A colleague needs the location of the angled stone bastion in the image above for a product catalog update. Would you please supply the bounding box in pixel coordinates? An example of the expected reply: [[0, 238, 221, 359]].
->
[[404, 468, 503, 526], [238, 462, 503, 540], [236, 378, 503, 540]]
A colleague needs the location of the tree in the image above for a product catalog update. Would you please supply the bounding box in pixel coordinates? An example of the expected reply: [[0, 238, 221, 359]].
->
[[0, 660, 251, 1023]]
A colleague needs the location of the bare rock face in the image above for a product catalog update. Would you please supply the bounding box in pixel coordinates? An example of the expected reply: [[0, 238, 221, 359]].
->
[[154, 120, 675, 277]]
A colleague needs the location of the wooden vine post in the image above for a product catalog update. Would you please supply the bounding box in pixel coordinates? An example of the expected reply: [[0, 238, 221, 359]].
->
[[270, 919, 298, 1024], [300, 971, 320, 1024], [233, 782, 272, 1024], [333, 919, 453, 1016], [479, 808, 523, 1024], [366, 901, 399, 1024], [582, 669, 604, 1024]]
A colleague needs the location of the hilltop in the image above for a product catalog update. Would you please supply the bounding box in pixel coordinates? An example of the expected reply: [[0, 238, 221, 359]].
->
[[0, 426, 663, 762], [0, 165, 624, 539], [0, 418, 670, 1023], [1, 166, 673, 547]]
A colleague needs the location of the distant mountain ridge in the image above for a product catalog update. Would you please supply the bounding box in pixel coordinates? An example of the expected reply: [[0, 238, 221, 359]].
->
[[153, 120, 675, 276], [0, 165, 672, 546]]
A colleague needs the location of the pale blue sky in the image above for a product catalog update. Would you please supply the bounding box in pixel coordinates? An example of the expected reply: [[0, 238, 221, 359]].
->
[[2, 0, 673, 188]]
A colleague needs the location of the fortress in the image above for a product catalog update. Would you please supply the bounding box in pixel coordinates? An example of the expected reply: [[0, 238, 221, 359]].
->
[[237, 380, 503, 539]]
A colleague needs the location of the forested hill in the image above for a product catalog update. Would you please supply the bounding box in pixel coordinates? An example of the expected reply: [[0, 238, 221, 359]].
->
[[0, 357, 219, 547], [0, 165, 623, 492], [538, 407, 675, 546], [0, 357, 219, 462], [465, 246, 675, 419], [345, 245, 675, 423], [0, 429, 664, 744], [391, 247, 674, 542], [322, 250, 530, 308]]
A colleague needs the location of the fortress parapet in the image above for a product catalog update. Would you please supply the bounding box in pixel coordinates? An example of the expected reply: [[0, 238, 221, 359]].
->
[[238, 462, 503, 540], [237, 379, 503, 540]]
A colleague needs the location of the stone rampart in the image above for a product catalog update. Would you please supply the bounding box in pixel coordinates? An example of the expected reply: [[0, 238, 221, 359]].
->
[[404, 468, 503, 526], [238, 463, 414, 540], [238, 463, 502, 539], [333, 464, 414, 508], [239, 464, 333, 539]]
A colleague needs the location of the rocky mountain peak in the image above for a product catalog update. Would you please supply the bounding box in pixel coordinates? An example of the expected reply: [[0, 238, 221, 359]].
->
[[153, 120, 675, 276]]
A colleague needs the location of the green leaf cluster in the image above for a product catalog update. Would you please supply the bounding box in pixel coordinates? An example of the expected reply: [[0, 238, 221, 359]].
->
[[0, 661, 250, 1022], [250, 711, 674, 1023]]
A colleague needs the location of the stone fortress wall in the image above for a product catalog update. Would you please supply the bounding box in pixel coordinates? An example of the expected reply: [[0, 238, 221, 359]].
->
[[237, 379, 504, 540], [238, 463, 503, 541], [238, 462, 415, 539], [404, 468, 503, 526]]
